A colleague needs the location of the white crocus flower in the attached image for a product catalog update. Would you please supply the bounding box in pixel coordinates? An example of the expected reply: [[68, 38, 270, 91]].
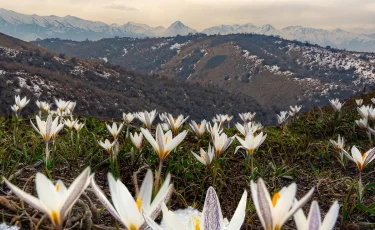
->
[[55, 99, 70, 114], [289, 105, 302, 117], [65, 101, 76, 115], [235, 122, 262, 136], [141, 124, 187, 161], [106, 122, 124, 140], [371, 98, 375, 105], [294, 200, 340, 230], [212, 131, 235, 158], [123, 112, 135, 124], [251, 178, 315, 230], [11, 104, 19, 113], [90, 170, 173, 230], [189, 120, 207, 138], [74, 122, 85, 132], [3, 167, 91, 228], [206, 122, 223, 139], [159, 113, 168, 123], [64, 118, 78, 131], [166, 114, 189, 134], [15, 95, 30, 110], [144, 187, 247, 230], [357, 105, 371, 119], [31, 115, 64, 143], [31, 115, 64, 162], [356, 99, 363, 107], [137, 110, 157, 130], [235, 132, 267, 156], [98, 139, 116, 153], [130, 132, 144, 151], [329, 135, 345, 161], [277, 111, 289, 125], [239, 112, 256, 123], [329, 98, 344, 113], [341, 146, 375, 172], [191, 144, 214, 167], [355, 117, 368, 129]]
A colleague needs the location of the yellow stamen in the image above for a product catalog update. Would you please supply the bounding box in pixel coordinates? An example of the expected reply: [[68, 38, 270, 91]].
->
[[272, 192, 280, 207], [50, 211, 60, 226], [194, 218, 200, 230], [129, 225, 138, 230], [136, 197, 142, 212], [174, 118, 177, 124], [362, 153, 367, 161], [165, 136, 168, 144], [55, 184, 60, 192], [197, 124, 201, 129], [274, 226, 281, 230]]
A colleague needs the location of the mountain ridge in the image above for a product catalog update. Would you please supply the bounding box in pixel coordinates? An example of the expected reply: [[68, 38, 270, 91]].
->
[[1, 8, 375, 52]]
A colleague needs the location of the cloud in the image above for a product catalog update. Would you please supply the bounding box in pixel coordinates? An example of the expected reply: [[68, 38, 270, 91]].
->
[[103, 3, 139, 11]]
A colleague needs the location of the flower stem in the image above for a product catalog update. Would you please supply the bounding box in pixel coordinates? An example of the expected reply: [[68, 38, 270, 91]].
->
[[154, 160, 164, 192]]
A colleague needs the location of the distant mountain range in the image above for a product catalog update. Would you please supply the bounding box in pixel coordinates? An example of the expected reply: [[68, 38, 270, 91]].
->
[[1, 8, 375, 52]]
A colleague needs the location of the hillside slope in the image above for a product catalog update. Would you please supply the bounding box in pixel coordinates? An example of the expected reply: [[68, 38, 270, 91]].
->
[[0, 33, 273, 123], [33, 34, 375, 110]]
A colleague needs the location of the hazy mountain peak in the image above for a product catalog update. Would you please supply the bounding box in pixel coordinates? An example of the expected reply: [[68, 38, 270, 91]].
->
[[1, 8, 375, 51]]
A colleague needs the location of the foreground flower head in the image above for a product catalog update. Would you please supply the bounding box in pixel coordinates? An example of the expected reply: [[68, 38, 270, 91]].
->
[[55, 98, 70, 114], [137, 110, 158, 130], [11, 104, 19, 113], [3, 167, 90, 228], [144, 186, 247, 230], [213, 131, 235, 157], [74, 122, 85, 132], [289, 105, 302, 117], [36, 100, 51, 112], [294, 200, 339, 230], [123, 112, 135, 124], [277, 111, 289, 125], [130, 131, 144, 150], [357, 105, 371, 119], [235, 122, 262, 136], [329, 98, 344, 112], [189, 119, 207, 138], [235, 132, 267, 155], [251, 178, 314, 230], [341, 146, 375, 172], [106, 122, 124, 139], [31, 115, 64, 143], [166, 114, 189, 134], [191, 144, 214, 167], [15, 95, 30, 110], [239, 112, 256, 123], [206, 122, 223, 138], [98, 139, 116, 153], [329, 135, 345, 161], [356, 99, 363, 106], [141, 124, 187, 161], [90, 170, 173, 230], [64, 118, 78, 130], [355, 117, 368, 129]]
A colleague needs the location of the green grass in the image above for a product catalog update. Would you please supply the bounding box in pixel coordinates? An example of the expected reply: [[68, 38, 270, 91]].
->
[[2, 92, 375, 229]]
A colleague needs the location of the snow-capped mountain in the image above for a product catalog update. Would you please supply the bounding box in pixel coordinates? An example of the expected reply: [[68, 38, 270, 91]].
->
[[0, 8, 197, 41], [203, 24, 375, 52], [1, 8, 375, 52]]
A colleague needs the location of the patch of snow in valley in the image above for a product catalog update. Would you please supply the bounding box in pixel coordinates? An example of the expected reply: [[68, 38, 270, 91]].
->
[[0, 46, 19, 57], [122, 48, 128, 56]]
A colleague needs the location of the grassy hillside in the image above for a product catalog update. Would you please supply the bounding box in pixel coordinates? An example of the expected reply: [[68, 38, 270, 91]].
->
[[1, 90, 375, 229], [0, 32, 273, 124]]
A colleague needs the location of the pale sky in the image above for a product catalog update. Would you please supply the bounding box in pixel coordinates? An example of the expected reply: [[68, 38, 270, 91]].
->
[[1, 0, 375, 33]]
